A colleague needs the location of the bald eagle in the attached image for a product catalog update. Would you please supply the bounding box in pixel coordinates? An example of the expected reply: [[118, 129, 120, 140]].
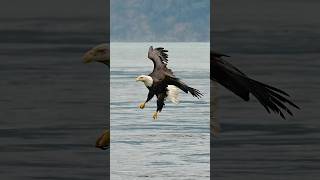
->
[[136, 46, 203, 120], [83, 43, 109, 66], [83, 43, 110, 150], [211, 51, 299, 119]]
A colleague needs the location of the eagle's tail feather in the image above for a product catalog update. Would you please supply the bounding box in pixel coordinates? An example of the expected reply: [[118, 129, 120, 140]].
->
[[167, 85, 180, 104]]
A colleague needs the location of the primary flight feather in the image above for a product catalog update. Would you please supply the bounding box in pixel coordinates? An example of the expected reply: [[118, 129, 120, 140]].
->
[[211, 51, 299, 119]]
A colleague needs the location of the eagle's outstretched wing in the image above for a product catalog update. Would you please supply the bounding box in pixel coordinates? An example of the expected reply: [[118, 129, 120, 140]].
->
[[211, 51, 299, 119], [211, 51, 230, 58], [148, 46, 174, 76], [165, 76, 203, 99]]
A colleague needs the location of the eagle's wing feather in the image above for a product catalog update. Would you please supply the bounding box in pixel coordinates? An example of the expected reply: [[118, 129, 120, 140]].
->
[[165, 76, 203, 99], [211, 56, 250, 100], [148, 46, 174, 76], [212, 51, 230, 58], [211, 52, 300, 119]]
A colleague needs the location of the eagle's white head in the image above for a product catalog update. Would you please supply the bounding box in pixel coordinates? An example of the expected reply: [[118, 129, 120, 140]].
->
[[136, 75, 153, 87], [82, 44, 109, 65]]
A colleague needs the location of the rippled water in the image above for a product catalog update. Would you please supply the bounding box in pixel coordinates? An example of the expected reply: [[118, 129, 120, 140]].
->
[[212, 1, 320, 179], [0, 18, 108, 180], [212, 54, 320, 180], [110, 42, 210, 179]]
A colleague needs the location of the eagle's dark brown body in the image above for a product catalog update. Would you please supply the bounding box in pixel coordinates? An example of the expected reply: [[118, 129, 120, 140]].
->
[[139, 46, 203, 119]]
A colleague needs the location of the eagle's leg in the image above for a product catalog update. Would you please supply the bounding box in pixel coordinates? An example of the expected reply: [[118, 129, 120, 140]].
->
[[153, 111, 159, 120], [139, 102, 146, 109], [139, 92, 154, 109], [153, 94, 165, 120], [212, 125, 221, 137]]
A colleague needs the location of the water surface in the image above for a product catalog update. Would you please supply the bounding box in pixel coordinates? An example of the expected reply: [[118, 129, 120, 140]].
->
[[212, 1, 320, 179], [0, 17, 108, 180], [111, 42, 210, 179]]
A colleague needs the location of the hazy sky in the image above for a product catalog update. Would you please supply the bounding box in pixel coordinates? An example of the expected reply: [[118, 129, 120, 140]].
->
[[111, 0, 210, 42]]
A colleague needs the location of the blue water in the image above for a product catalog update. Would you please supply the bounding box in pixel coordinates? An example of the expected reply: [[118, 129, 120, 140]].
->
[[110, 42, 210, 179]]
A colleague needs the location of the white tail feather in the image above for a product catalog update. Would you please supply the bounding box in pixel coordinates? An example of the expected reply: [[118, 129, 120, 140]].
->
[[166, 85, 180, 104]]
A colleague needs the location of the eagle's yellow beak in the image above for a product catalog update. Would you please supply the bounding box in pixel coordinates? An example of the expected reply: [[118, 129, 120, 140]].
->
[[136, 77, 140, 82]]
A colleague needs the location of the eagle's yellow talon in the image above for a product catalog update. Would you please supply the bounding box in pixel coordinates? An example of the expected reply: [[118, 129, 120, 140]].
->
[[152, 112, 158, 120], [95, 130, 110, 150], [139, 103, 145, 109]]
